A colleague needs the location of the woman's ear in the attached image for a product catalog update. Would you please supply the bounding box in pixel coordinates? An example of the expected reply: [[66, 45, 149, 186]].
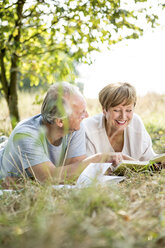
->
[[55, 119, 64, 128]]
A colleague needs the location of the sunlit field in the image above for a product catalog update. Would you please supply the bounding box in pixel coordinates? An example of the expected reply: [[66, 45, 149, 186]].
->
[[0, 91, 165, 248], [0, 91, 41, 136]]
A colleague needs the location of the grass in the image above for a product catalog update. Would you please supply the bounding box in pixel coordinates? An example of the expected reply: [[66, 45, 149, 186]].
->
[[0, 91, 165, 247], [0, 91, 41, 136], [1, 173, 165, 248]]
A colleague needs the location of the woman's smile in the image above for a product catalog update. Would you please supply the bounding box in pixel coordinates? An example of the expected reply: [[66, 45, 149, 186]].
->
[[115, 120, 127, 125]]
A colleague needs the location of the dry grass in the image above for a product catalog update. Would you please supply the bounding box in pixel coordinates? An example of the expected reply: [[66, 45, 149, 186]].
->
[[0, 91, 41, 136], [0, 91, 165, 248], [86, 98, 102, 116], [136, 93, 165, 126], [1, 171, 165, 248]]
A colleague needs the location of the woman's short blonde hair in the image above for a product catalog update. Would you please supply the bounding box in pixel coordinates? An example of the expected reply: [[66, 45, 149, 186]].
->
[[99, 82, 137, 111]]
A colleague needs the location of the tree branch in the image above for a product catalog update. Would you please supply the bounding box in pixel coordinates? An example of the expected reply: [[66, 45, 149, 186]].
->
[[3, 2, 17, 10]]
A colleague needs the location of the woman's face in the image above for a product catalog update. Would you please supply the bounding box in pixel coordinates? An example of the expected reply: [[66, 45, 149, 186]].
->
[[103, 102, 134, 132]]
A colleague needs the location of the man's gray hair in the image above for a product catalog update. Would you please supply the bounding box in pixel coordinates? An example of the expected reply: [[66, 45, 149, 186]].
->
[[41, 82, 82, 124]]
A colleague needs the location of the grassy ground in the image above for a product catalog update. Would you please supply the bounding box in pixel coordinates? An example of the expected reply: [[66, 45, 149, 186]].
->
[[0, 91, 165, 248]]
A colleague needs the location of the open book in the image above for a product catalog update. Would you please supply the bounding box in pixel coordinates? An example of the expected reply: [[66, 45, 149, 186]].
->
[[52, 163, 125, 189], [52, 154, 165, 189], [112, 153, 165, 175], [76, 163, 125, 188]]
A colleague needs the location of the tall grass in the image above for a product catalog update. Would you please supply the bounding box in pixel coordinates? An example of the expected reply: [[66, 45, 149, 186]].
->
[[1, 173, 165, 248], [0, 91, 41, 136], [0, 91, 165, 248]]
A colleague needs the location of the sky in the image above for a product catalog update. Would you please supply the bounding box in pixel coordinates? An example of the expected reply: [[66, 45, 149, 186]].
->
[[78, 11, 165, 99]]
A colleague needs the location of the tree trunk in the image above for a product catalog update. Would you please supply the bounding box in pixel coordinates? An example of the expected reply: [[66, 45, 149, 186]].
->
[[8, 53, 20, 128], [0, 51, 20, 129], [6, 0, 25, 128], [0, 0, 25, 128], [7, 86, 20, 129], [0, 50, 19, 129], [7, 92, 20, 128]]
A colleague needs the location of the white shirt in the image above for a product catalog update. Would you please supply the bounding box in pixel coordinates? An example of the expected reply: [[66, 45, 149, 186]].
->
[[83, 113, 156, 161]]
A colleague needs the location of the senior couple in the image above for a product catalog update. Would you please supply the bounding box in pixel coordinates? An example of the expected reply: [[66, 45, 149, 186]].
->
[[0, 82, 155, 184]]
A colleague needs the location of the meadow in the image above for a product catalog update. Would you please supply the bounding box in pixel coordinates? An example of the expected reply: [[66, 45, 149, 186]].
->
[[0, 91, 165, 248]]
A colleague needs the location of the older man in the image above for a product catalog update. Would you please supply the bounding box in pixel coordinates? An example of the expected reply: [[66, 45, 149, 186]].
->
[[0, 82, 122, 183]]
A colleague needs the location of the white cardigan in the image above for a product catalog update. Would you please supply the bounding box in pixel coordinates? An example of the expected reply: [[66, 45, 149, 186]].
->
[[83, 113, 156, 161]]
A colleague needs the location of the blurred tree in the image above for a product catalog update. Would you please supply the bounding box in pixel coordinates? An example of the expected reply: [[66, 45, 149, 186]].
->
[[0, 0, 163, 127]]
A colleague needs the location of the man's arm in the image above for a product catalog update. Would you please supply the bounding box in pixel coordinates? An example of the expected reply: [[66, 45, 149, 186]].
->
[[27, 152, 122, 183], [2, 152, 123, 187], [65, 155, 86, 165], [27, 155, 99, 183]]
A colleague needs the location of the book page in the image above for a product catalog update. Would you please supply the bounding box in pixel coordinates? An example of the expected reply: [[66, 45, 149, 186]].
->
[[119, 160, 149, 166], [151, 153, 165, 164], [113, 160, 149, 175], [76, 163, 125, 188]]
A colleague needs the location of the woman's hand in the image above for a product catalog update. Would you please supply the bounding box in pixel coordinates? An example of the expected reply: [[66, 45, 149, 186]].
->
[[107, 152, 123, 167], [122, 154, 136, 161], [96, 152, 122, 167]]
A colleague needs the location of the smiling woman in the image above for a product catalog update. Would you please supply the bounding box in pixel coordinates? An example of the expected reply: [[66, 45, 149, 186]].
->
[[104, 103, 134, 152], [83, 82, 156, 161]]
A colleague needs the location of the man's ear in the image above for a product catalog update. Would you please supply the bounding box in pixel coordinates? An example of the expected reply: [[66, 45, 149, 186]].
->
[[55, 119, 64, 128]]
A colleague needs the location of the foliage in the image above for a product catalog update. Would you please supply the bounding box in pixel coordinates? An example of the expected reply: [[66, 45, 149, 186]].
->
[[0, 0, 164, 126]]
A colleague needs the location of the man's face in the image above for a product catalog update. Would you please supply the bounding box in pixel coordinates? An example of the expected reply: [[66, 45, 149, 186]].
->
[[68, 94, 88, 132]]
